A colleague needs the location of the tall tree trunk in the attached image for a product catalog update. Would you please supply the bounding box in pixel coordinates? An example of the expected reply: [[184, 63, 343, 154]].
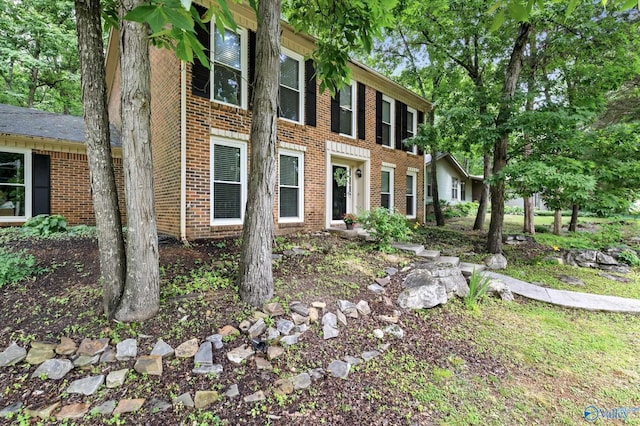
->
[[487, 22, 532, 254], [238, 0, 281, 307], [523, 29, 537, 235], [427, 110, 445, 226], [115, 0, 160, 321], [569, 204, 579, 232], [553, 209, 562, 235], [74, 0, 126, 319], [473, 152, 491, 230]]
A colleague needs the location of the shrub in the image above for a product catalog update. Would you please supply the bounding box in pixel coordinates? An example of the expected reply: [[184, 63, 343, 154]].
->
[[443, 202, 479, 218], [0, 248, 40, 288], [534, 225, 549, 234], [22, 214, 67, 236], [357, 207, 412, 252], [504, 206, 524, 215], [617, 250, 640, 267]]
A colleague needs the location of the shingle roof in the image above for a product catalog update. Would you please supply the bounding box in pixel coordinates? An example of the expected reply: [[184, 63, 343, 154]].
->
[[0, 103, 121, 147]]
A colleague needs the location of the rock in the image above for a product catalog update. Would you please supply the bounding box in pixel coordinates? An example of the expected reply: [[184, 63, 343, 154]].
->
[[375, 277, 391, 286], [113, 398, 145, 415], [66, 375, 104, 395], [368, 283, 386, 293], [384, 324, 404, 339], [91, 400, 116, 416], [194, 391, 218, 409], [148, 398, 172, 413], [294, 324, 308, 334], [175, 338, 199, 358], [328, 360, 350, 379], [356, 300, 371, 316], [0, 342, 27, 366], [280, 335, 298, 346], [192, 363, 223, 375], [383, 296, 394, 306], [151, 339, 174, 358], [116, 338, 137, 361], [597, 252, 618, 265], [292, 372, 311, 390], [0, 402, 23, 418], [309, 368, 325, 380], [173, 392, 194, 408], [239, 320, 252, 331], [308, 307, 319, 323], [25, 401, 60, 419], [273, 378, 294, 395], [336, 310, 348, 326], [337, 300, 357, 313], [263, 302, 285, 316], [290, 302, 309, 316], [362, 350, 381, 361], [397, 282, 448, 309], [557, 274, 584, 286], [244, 391, 266, 402], [291, 312, 309, 325], [385, 267, 398, 276], [73, 354, 100, 367], [55, 337, 77, 356], [377, 315, 399, 324], [344, 355, 362, 366], [265, 327, 280, 341], [252, 311, 269, 320], [55, 403, 89, 420], [227, 344, 254, 364], [311, 301, 326, 309], [600, 264, 630, 274], [194, 342, 213, 365], [77, 338, 109, 356], [225, 384, 239, 398], [484, 254, 508, 270], [267, 346, 285, 360], [32, 358, 74, 380], [276, 319, 295, 335], [486, 279, 514, 301], [373, 329, 384, 339], [598, 272, 632, 283], [134, 355, 163, 376], [30, 341, 56, 350], [206, 334, 224, 350], [379, 343, 391, 352], [255, 357, 272, 370], [248, 319, 267, 338], [26, 347, 55, 365], [405, 266, 469, 298], [106, 368, 129, 388], [99, 346, 116, 363], [322, 312, 337, 328], [218, 325, 239, 337], [323, 325, 339, 340]]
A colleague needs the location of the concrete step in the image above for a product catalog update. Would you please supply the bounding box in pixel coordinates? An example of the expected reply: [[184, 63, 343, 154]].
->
[[416, 249, 441, 261], [391, 243, 426, 255], [459, 262, 486, 277], [436, 256, 460, 267]]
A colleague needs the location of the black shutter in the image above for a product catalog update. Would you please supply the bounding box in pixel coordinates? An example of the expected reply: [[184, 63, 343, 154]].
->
[[375, 91, 383, 145], [32, 153, 50, 215], [330, 92, 340, 133], [401, 103, 409, 150], [191, 6, 210, 99], [395, 100, 404, 150], [417, 110, 425, 155], [305, 59, 316, 126], [248, 30, 256, 108], [357, 82, 366, 140]]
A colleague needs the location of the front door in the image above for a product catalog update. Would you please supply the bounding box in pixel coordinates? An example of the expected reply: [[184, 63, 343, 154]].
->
[[332, 164, 349, 221]]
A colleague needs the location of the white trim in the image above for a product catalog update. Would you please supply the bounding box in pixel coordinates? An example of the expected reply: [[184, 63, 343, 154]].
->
[[382, 162, 396, 169], [406, 171, 417, 219], [279, 47, 305, 124], [210, 127, 250, 141], [279, 141, 306, 152], [0, 146, 32, 222], [407, 166, 419, 173], [326, 140, 370, 159], [210, 25, 248, 109], [278, 149, 304, 223], [381, 166, 394, 211], [180, 60, 187, 240], [406, 106, 418, 155], [210, 137, 247, 226], [381, 94, 394, 148], [339, 81, 357, 139]]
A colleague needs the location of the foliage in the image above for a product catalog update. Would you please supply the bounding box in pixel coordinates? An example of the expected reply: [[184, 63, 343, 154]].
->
[[0, 248, 40, 288], [343, 213, 357, 225], [464, 271, 490, 310], [443, 202, 478, 219], [617, 249, 640, 267], [22, 214, 68, 236], [357, 207, 412, 251], [504, 206, 524, 215]]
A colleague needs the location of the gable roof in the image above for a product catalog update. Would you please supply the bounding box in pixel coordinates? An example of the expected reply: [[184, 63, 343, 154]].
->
[[0, 104, 121, 147], [425, 152, 469, 179]]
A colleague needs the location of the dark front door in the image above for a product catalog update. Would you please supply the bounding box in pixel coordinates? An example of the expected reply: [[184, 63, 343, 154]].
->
[[332, 165, 347, 220]]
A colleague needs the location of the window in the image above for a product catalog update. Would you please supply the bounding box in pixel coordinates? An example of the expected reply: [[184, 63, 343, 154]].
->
[[279, 150, 304, 222], [210, 138, 247, 225], [426, 168, 432, 197], [339, 83, 356, 137], [460, 181, 466, 201], [406, 173, 416, 218], [452, 177, 459, 200], [381, 95, 394, 147], [212, 27, 247, 108], [381, 168, 394, 210], [406, 106, 417, 154], [0, 149, 29, 220], [279, 49, 304, 123]]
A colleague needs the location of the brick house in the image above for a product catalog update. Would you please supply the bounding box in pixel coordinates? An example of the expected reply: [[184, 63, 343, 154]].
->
[[0, 103, 125, 225], [105, 2, 430, 240]]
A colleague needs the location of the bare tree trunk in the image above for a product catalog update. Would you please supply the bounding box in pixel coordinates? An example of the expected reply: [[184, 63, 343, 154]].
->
[[487, 22, 532, 254], [523, 197, 535, 233], [74, 0, 126, 319], [523, 29, 537, 235], [553, 209, 562, 235], [426, 109, 445, 226], [473, 152, 491, 230], [115, 0, 159, 321], [238, 0, 281, 307], [569, 204, 579, 232]]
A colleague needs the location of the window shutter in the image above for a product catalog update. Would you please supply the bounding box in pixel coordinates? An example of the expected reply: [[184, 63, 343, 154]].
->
[[417, 110, 425, 155], [395, 100, 404, 150], [304, 59, 316, 126], [330, 92, 340, 133], [401, 103, 409, 150], [248, 30, 256, 109], [357, 82, 366, 140], [32, 153, 50, 215], [375, 91, 383, 145], [191, 6, 210, 99]]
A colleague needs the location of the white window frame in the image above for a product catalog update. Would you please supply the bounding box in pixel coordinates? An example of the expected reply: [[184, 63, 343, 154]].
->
[[279, 47, 305, 124], [210, 24, 248, 109], [381, 94, 394, 148], [406, 171, 417, 219], [426, 167, 432, 197], [452, 177, 459, 200], [460, 181, 466, 201], [278, 149, 304, 223], [210, 137, 247, 226], [406, 106, 418, 154], [381, 166, 394, 211], [0, 147, 31, 222], [339, 81, 357, 138]]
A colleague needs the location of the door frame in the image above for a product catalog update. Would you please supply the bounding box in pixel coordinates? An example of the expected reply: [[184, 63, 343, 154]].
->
[[330, 162, 352, 223]]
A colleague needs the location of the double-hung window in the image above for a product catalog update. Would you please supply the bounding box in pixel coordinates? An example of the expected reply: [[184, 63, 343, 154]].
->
[[406, 172, 417, 218], [381, 167, 394, 210], [460, 181, 466, 201], [339, 83, 356, 137], [0, 148, 29, 220], [381, 95, 394, 147], [406, 106, 417, 154], [210, 138, 247, 225], [451, 177, 459, 200], [426, 168, 432, 197], [279, 49, 304, 123], [212, 27, 247, 108], [279, 150, 304, 222]]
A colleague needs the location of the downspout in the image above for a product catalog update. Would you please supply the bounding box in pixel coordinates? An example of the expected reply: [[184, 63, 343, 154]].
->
[[180, 60, 187, 242]]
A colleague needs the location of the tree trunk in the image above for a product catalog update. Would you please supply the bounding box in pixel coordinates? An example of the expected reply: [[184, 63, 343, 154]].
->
[[523, 29, 537, 235], [74, 0, 126, 319], [427, 110, 445, 226], [473, 152, 490, 230], [569, 204, 579, 232], [238, 0, 281, 307], [523, 197, 535, 234], [115, 0, 160, 321], [487, 22, 532, 254], [553, 209, 562, 235]]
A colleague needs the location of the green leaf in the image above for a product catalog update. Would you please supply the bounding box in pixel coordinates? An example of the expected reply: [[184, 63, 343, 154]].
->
[[565, 0, 580, 19], [123, 5, 157, 23], [216, 0, 237, 31], [621, 0, 638, 9], [489, 10, 505, 32], [506, 2, 528, 22]]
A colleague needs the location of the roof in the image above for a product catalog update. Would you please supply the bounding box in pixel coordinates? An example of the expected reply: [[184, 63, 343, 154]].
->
[[0, 104, 121, 147], [425, 152, 469, 179]]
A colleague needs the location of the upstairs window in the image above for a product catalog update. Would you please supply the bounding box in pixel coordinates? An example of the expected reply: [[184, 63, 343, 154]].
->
[[279, 49, 304, 123], [339, 83, 355, 137], [212, 27, 247, 108], [381, 95, 394, 147], [406, 106, 417, 154]]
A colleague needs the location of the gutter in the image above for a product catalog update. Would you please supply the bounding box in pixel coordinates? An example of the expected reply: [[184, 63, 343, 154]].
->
[[180, 60, 187, 242]]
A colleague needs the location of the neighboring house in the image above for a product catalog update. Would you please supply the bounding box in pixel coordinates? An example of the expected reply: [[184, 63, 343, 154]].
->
[[0, 104, 125, 225], [106, 2, 430, 240], [424, 153, 473, 206], [505, 192, 548, 211]]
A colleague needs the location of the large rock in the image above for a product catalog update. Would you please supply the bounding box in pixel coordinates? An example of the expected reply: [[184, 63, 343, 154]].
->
[[32, 359, 74, 380], [404, 266, 469, 298], [484, 254, 508, 270], [486, 279, 514, 302], [397, 282, 447, 309], [66, 375, 104, 395]]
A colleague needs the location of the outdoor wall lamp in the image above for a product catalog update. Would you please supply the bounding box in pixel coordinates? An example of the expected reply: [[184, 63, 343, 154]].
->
[[356, 168, 362, 178]]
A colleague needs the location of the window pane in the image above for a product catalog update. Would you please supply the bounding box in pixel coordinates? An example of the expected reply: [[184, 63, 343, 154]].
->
[[406, 175, 414, 195], [213, 182, 241, 219], [382, 100, 390, 123], [280, 55, 299, 90], [0, 152, 25, 184], [381, 193, 390, 209], [339, 86, 352, 109], [214, 30, 241, 69], [407, 111, 414, 130], [213, 65, 241, 105], [382, 124, 391, 146], [280, 187, 299, 217], [280, 155, 298, 186], [214, 144, 241, 182], [381, 171, 390, 192], [406, 195, 414, 216], [0, 185, 25, 216], [340, 109, 352, 135], [280, 86, 299, 121]]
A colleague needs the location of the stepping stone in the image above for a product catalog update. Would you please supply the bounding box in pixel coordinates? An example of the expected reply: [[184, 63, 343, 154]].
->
[[276, 319, 295, 335], [206, 334, 224, 350], [362, 350, 381, 361], [323, 324, 339, 340], [150, 339, 174, 358], [356, 300, 371, 316], [263, 302, 285, 316], [99, 347, 116, 363], [113, 398, 145, 415], [280, 335, 298, 347], [384, 324, 404, 339], [175, 338, 199, 358], [0, 402, 23, 418], [25, 401, 60, 420], [55, 337, 77, 355], [148, 398, 171, 413], [244, 390, 266, 402], [66, 375, 104, 395], [134, 355, 163, 376], [218, 325, 239, 337], [292, 372, 311, 390], [106, 368, 129, 388], [336, 310, 348, 326], [194, 391, 218, 409], [368, 283, 385, 294], [417, 250, 440, 260], [373, 329, 384, 339], [290, 302, 309, 316], [392, 243, 426, 255], [273, 378, 294, 395], [328, 360, 350, 379], [194, 342, 213, 365], [375, 277, 391, 286], [459, 262, 485, 277], [248, 319, 266, 338], [32, 359, 74, 380], [116, 338, 137, 361], [437, 256, 460, 267], [227, 345, 254, 364], [26, 347, 55, 365], [173, 393, 194, 408], [77, 338, 109, 356], [192, 363, 223, 375], [344, 355, 362, 366], [225, 384, 239, 398], [56, 403, 89, 420], [91, 400, 116, 416], [73, 354, 100, 367], [267, 346, 285, 360], [322, 312, 337, 328], [385, 267, 398, 276]]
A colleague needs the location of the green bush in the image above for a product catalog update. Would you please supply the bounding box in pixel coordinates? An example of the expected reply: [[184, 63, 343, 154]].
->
[[357, 207, 412, 251], [617, 250, 640, 267], [0, 248, 40, 288], [504, 206, 524, 215], [22, 214, 67, 236], [534, 225, 549, 233], [443, 202, 479, 218]]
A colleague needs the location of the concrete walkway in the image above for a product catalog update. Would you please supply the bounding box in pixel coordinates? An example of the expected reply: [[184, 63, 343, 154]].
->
[[482, 271, 640, 314]]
